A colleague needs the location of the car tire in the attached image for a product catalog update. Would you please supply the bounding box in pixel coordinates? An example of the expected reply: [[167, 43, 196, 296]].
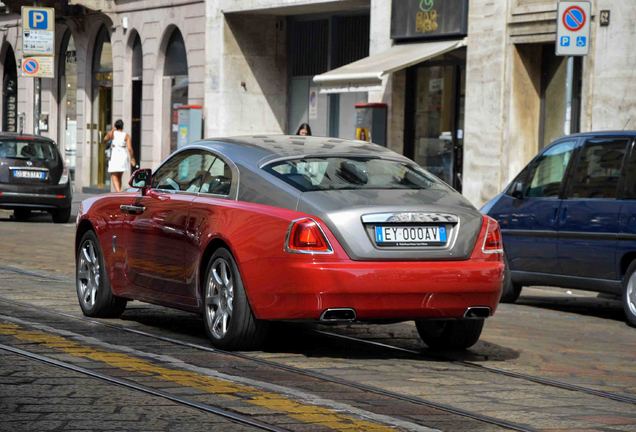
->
[[500, 255, 522, 303], [52, 207, 72, 224], [622, 261, 636, 327], [76, 230, 127, 318], [203, 247, 268, 350], [13, 209, 31, 221], [415, 319, 484, 350]]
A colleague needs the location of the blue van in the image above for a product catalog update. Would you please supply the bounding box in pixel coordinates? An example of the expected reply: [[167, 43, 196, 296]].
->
[[482, 131, 636, 327]]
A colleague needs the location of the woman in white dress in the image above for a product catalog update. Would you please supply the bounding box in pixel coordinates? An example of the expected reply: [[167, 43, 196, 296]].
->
[[103, 119, 136, 192]]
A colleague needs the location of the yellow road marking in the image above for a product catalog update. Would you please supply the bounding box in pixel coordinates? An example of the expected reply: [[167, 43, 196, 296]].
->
[[0, 323, 395, 431]]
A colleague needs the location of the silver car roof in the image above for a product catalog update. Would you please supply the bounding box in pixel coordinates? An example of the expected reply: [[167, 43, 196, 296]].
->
[[181, 135, 408, 168]]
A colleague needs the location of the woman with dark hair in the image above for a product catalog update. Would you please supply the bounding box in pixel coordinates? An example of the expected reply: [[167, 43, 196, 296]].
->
[[295, 123, 312, 136], [103, 119, 136, 192]]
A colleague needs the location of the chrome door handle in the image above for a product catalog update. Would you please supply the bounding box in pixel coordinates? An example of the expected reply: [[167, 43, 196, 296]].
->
[[120, 204, 146, 215]]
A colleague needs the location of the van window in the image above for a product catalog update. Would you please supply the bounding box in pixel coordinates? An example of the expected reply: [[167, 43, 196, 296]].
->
[[567, 139, 629, 199], [624, 142, 636, 199], [526, 140, 576, 198]]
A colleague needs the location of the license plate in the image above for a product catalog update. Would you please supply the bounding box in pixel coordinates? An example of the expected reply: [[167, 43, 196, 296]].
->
[[12, 170, 45, 180], [374, 225, 447, 246]]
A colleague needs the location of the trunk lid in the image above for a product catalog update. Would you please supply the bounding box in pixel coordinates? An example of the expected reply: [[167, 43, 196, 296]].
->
[[298, 189, 483, 261]]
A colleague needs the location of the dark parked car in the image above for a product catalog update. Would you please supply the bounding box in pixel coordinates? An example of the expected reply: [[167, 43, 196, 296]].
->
[[0, 134, 72, 223], [483, 131, 636, 326]]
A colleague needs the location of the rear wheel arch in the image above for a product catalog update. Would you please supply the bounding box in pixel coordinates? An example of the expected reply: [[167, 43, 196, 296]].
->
[[198, 238, 254, 305]]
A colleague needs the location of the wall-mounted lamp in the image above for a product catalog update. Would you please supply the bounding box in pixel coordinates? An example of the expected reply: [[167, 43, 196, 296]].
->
[[122, 16, 128, 33]]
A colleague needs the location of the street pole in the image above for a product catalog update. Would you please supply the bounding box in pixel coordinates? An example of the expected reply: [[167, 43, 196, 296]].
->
[[34, 77, 41, 135], [563, 56, 573, 135]]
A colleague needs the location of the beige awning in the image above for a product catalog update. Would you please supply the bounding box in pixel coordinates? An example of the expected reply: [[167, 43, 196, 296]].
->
[[313, 38, 467, 93]]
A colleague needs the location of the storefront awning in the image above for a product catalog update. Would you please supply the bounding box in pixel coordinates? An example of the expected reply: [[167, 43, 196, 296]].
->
[[313, 38, 467, 93]]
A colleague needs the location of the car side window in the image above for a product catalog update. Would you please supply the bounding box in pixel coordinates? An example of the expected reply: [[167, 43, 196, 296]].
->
[[152, 150, 215, 193], [200, 156, 232, 196], [525, 140, 576, 198], [566, 138, 629, 199]]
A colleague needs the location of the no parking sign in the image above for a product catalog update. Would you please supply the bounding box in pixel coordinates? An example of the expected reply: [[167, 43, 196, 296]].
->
[[556, 1, 591, 56]]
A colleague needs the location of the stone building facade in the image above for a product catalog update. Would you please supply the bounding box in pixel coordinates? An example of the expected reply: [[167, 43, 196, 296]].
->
[[204, 0, 636, 206], [0, 0, 205, 191]]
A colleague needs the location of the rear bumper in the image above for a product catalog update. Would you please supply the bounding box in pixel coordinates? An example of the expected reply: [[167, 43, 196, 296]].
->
[[243, 258, 504, 321], [0, 183, 72, 210]]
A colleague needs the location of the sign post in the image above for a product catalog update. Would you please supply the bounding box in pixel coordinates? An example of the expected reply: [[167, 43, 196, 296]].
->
[[556, 1, 590, 135], [21, 6, 55, 77], [21, 6, 55, 135]]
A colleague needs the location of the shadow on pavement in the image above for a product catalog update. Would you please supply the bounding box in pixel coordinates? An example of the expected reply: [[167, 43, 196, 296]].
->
[[516, 293, 626, 323], [118, 305, 520, 362]]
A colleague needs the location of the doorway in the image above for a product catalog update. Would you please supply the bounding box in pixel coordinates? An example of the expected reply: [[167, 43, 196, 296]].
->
[[91, 26, 113, 189], [97, 86, 112, 186], [405, 49, 466, 191], [130, 34, 142, 168], [58, 32, 77, 180], [2, 44, 17, 132], [163, 29, 188, 154]]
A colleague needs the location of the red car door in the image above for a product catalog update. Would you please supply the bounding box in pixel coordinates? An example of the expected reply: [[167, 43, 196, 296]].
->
[[123, 189, 195, 308], [123, 149, 217, 309]]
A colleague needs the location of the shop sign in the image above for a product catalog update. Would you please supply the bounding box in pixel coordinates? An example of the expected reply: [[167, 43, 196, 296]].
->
[[391, 0, 468, 41]]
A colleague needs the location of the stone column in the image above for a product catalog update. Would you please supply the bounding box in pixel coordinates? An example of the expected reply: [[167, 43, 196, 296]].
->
[[462, 0, 510, 206]]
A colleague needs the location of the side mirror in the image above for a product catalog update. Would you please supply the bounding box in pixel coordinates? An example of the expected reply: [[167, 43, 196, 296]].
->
[[129, 168, 152, 195], [511, 181, 524, 200]]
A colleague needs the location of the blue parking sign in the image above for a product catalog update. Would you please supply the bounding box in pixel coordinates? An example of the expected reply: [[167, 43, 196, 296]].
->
[[560, 36, 571, 47], [28, 10, 48, 29], [576, 36, 587, 47]]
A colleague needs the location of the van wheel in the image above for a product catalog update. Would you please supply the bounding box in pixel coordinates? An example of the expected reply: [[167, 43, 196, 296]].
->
[[500, 255, 522, 303], [622, 262, 636, 327], [415, 319, 484, 350], [203, 248, 268, 350]]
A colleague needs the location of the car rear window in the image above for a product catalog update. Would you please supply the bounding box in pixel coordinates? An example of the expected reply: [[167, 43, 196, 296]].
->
[[263, 156, 450, 192], [0, 140, 58, 162]]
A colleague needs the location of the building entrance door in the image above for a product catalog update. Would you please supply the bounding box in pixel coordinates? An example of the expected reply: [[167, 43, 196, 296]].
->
[[97, 86, 112, 188], [131, 80, 142, 169], [405, 50, 465, 191]]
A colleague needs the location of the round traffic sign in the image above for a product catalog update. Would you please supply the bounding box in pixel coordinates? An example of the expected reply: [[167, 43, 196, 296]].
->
[[22, 58, 40, 75], [563, 5, 586, 32]]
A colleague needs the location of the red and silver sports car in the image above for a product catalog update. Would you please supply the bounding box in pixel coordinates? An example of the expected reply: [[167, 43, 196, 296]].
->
[[75, 136, 504, 350]]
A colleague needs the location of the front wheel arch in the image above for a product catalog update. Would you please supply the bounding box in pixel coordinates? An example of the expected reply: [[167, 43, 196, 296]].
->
[[622, 261, 636, 327]]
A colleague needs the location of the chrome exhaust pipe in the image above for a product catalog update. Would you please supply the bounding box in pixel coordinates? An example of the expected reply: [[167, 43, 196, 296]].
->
[[464, 306, 491, 318], [320, 308, 356, 322]]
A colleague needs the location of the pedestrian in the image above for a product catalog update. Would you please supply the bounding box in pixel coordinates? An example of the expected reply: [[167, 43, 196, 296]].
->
[[295, 123, 312, 136], [103, 119, 136, 192]]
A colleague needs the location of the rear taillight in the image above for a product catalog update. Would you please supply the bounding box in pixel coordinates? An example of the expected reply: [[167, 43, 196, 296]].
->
[[285, 217, 333, 254], [59, 166, 69, 184], [482, 216, 503, 254]]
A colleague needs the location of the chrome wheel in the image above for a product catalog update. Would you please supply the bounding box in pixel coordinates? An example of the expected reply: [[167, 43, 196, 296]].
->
[[205, 257, 234, 340], [77, 239, 100, 309], [627, 271, 636, 318]]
